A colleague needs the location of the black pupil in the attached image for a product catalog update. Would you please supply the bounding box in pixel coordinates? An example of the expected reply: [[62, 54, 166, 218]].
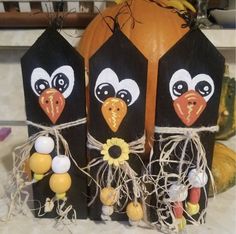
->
[[195, 81, 212, 97], [52, 73, 69, 93], [116, 90, 132, 105], [108, 145, 122, 159], [172, 81, 188, 97], [96, 83, 115, 102], [35, 79, 50, 95]]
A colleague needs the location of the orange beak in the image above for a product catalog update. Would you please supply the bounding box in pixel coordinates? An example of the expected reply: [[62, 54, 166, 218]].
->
[[101, 97, 127, 132], [39, 88, 65, 124], [173, 90, 206, 126]]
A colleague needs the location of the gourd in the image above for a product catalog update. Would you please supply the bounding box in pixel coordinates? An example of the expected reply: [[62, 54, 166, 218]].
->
[[209, 142, 236, 196]]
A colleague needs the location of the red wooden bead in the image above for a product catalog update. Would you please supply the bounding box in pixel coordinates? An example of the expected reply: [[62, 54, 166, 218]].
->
[[173, 201, 183, 219], [189, 187, 201, 204]]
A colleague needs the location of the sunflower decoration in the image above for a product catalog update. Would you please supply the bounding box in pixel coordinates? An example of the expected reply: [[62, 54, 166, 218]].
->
[[101, 138, 130, 166], [87, 133, 146, 223]]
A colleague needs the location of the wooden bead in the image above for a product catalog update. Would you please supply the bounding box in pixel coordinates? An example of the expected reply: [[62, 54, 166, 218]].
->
[[168, 184, 188, 202], [100, 187, 118, 206], [49, 173, 71, 199], [29, 152, 52, 175], [177, 216, 186, 231], [34, 136, 54, 154], [186, 202, 200, 216], [126, 202, 143, 221], [173, 201, 183, 219], [189, 187, 201, 204], [188, 169, 208, 187], [52, 155, 71, 173]]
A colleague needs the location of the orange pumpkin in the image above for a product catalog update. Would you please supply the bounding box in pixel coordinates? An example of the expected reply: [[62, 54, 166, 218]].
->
[[78, 0, 188, 154]]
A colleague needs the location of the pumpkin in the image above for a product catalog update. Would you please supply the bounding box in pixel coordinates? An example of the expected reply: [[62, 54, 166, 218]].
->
[[77, 0, 188, 153]]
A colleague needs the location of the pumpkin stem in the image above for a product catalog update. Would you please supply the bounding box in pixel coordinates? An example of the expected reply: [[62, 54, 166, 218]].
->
[[99, 0, 141, 33], [147, 0, 197, 29]]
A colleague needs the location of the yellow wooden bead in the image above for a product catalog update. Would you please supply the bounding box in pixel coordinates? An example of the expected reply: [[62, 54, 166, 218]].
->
[[186, 202, 200, 216], [177, 217, 186, 231], [49, 173, 71, 195], [33, 174, 44, 181], [100, 187, 118, 206], [56, 193, 66, 200], [126, 202, 144, 221], [29, 152, 52, 174]]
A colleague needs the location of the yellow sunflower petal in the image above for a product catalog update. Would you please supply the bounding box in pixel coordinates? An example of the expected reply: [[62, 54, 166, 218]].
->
[[106, 139, 112, 146], [102, 144, 109, 151], [121, 153, 129, 161], [103, 155, 110, 161], [112, 138, 118, 145], [113, 160, 120, 167], [107, 159, 114, 165], [101, 150, 108, 155], [122, 148, 129, 154]]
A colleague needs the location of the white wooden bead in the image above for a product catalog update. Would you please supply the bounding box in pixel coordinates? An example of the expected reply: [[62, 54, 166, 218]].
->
[[35, 136, 54, 154], [129, 220, 139, 226], [52, 155, 71, 173], [188, 169, 208, 187], [102, 205, 113, 216], [168, 184, 188, 202]]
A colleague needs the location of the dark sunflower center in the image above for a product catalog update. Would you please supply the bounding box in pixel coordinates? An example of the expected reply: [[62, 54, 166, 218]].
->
[[108, 145, 122, 159]]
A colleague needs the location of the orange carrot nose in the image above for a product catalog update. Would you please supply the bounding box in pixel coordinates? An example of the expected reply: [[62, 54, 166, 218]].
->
[[173, 90, 206, 126], [101, 97, 127, 132], [39, 88, 65, 124]]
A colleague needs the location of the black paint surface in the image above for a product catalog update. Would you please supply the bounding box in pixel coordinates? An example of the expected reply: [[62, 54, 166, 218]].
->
[[21, 28, 88, 219], [88, 29, 148, 221], [150, 28, 225, 223]]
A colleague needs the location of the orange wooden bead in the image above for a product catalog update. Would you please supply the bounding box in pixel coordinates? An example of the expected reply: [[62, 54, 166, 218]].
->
[[126, 202, 144, 221], [29, 152, 52, 175], [100, 187, 118, 206], [49, 173, 71, 199]]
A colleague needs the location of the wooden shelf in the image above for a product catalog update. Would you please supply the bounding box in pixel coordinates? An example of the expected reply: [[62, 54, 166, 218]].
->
[[0, 29, 83, 47], [0, 28, 235, 49], [202, 29, 236, 49]]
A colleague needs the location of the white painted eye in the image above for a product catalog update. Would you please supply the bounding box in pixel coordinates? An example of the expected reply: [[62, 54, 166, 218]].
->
[[192, 74, 214, 102], [94, 68, 140, 106], [94, 68, 119, 103], [51, 65, 74, 98], [31, 67, 51, 96], [117, 79, 140, 106], [169, 69, 192, 100], [31, 66, 74, 98]]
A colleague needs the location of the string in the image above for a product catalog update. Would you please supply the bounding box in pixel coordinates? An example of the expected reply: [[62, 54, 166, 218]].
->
[[144, 125, 218, 232], [5, 118, 86, 221], [87, 132, 146, 154], [87, 132, 146, 219]]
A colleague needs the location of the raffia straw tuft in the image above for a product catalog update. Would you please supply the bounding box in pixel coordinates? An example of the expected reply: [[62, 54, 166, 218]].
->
[[143, 125, 218, 232], [87, 133, 147, 219]]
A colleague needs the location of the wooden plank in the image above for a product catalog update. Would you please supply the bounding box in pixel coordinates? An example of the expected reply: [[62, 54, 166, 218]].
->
[[41, 1, 54, 12], [0, 3, 5, 12], [19, 2, 31, 12], [94, 1, 106, 12], [67, 1, 80, 12], [0, 12, 96, 28]]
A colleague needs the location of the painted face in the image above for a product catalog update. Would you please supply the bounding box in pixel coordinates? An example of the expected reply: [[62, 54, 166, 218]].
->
[[169, 69, 214, 126], [31, 65, 74, 124], [94, 68, 140, 132]]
